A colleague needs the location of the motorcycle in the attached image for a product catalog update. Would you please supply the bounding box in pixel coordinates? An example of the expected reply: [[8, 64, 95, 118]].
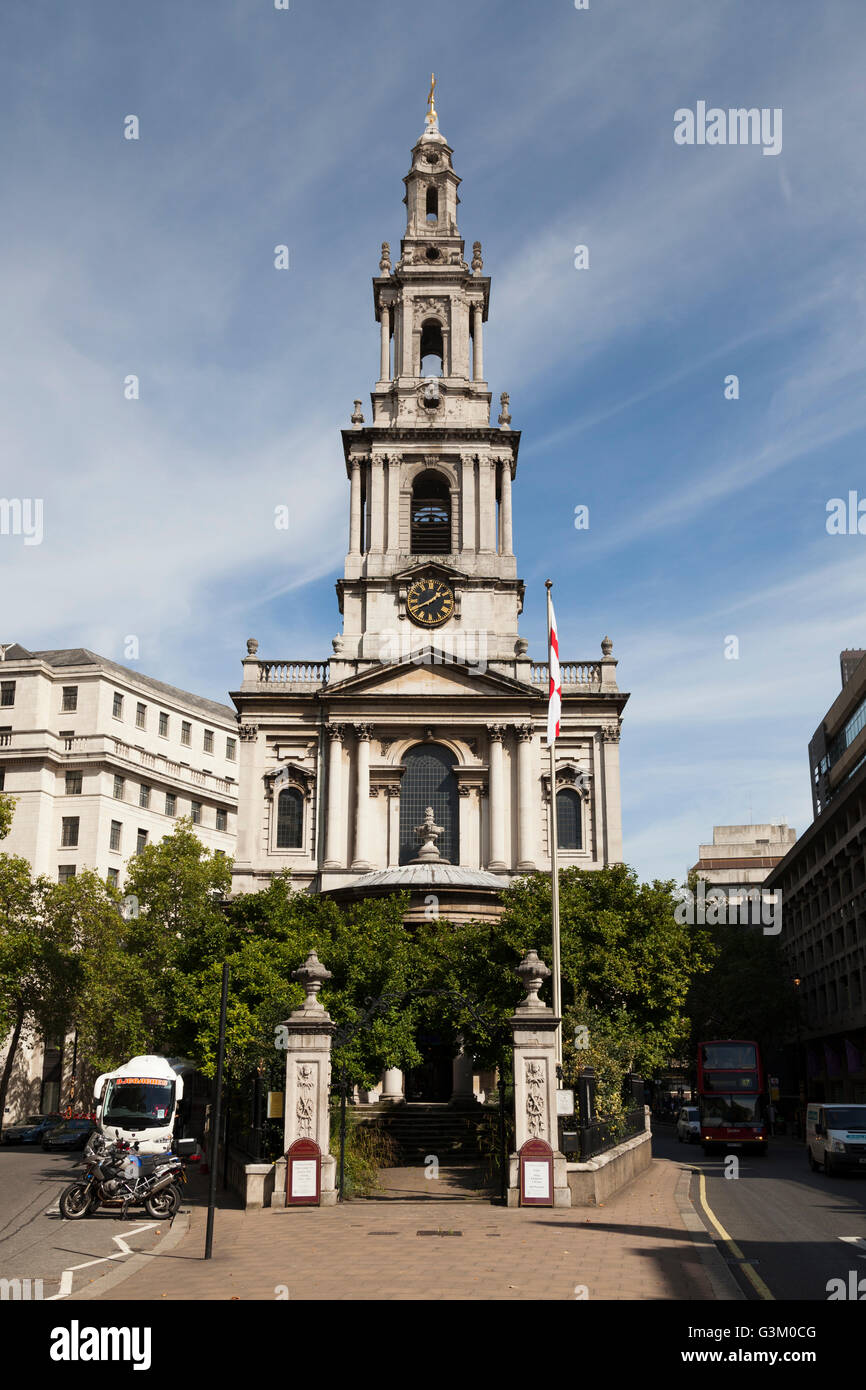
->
[[59, 1132, 186, 1220]]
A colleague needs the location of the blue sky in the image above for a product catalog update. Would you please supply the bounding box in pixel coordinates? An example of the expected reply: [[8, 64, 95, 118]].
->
[[3, 0, 866, 882]]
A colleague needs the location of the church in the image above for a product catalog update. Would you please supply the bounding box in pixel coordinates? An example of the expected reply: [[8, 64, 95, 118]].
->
[[229, 92, 628, 1097]]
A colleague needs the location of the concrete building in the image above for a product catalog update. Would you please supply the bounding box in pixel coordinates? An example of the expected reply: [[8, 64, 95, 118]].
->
[[691, 824, 796, 895], [230, 103, 628, 1102], [0, 644, 238, 1123], [766, 652, 866, 1104]]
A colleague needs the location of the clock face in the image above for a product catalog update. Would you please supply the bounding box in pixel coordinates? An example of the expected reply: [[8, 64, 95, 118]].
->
[[406, 577, 455, 628]]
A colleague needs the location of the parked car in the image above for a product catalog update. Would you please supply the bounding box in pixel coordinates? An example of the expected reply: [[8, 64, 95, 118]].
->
[[42, 1119, 96, 1151], [2, 1114, 62, 1145], [676, 1105, 701, 1143]]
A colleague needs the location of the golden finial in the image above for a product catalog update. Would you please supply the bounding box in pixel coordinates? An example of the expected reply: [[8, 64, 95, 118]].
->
[[426, 72, 437, 126]]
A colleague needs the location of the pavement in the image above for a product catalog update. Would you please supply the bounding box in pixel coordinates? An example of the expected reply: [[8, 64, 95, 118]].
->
[[73, 1148, 732, 1302]]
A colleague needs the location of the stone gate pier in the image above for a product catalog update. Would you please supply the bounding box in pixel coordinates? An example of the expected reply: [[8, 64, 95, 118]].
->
[[507, 949, 571, 1207], [271, 950, 338, 1207]]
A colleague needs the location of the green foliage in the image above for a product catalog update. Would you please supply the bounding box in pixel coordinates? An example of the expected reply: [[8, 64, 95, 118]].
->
[[330, 1110, 398, 1196], [499, 864, 715, 1077], [0, 792, 15, 841]]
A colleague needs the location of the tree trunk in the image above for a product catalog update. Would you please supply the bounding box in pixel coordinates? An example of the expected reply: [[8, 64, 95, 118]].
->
[[0, 1008, 26, 1135]]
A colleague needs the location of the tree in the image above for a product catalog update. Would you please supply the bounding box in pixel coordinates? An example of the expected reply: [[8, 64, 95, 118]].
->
[[498, 864, 716, 1080], [0, 791, 15, 842]]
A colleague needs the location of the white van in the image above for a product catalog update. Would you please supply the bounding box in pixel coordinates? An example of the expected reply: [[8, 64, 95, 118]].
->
[[805, 1103, 866, 1176]]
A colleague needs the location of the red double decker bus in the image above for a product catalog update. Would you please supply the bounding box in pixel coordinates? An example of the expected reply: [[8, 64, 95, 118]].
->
[[697, 1040, 768, 1155]]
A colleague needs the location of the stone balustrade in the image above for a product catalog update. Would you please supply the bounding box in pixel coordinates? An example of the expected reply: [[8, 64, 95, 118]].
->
[[529, 661, 604, 689]]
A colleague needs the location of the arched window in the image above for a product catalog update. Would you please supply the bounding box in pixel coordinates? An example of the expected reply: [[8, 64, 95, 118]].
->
[[425, 186, 438, 222], [411, 471, 451, 553], [556, 789, 582, 851], [276, 786, 304, 849], [399, 744, 458, 865], [419, 318, 444, 376]]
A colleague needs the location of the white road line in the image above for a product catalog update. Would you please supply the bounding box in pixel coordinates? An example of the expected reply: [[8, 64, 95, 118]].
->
[[46, 1224, 158, 1300], [838, 1236, 866, 1258]]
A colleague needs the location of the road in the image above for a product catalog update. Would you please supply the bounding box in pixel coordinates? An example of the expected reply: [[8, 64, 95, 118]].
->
[[653, 1126, 866, 1300], [0, 1144, 172, 1299]]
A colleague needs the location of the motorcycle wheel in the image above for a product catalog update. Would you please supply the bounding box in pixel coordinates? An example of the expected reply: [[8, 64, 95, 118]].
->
[[145, 1186, 180, 1220], [60, 1182, 94, 1219]]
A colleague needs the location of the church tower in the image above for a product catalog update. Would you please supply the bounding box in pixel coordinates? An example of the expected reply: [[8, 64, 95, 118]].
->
[[337, 81, 521, 666], [231, 91, 628, 926]]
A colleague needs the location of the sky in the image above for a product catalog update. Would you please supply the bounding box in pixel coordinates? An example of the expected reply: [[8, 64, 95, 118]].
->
[[2, 0, 866, 883]]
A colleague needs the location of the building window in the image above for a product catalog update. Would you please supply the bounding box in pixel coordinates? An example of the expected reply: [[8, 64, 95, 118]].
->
[[136, 702, 147, 730], [113, 775, 125, 800], [419, 319, 445, 377], [0, 727, 10, 748], [112, 692, 124, 719], [399, 744, 458, 864], [276, 787, 303, 849], [556, 789, 583, 851], [110, 820, 122, 852], [0, 681, 15, 707], [191, 801, 202, 825], [107, 867, 119, 889], [62, 686, 78, 712], [226, 737, 237, 761], [136, 828, 148, 855], [61, 816, 80, 848], [158, 712, 169, 737], [203, 729, 214, 754], [165, 792, 176, 817], [65, 770, 82, 795], [425, 185, 438, 222], [58, 865, 76, 883], [410, 471, 451, 553], [216, 807, 227, 832], [181, 721, 191, 747], [139, 784, 150, 809], [0, 769, 4, 791]]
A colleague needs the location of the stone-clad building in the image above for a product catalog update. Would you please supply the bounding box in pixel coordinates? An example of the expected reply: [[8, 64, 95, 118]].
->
[[230, 104, 627, 920]]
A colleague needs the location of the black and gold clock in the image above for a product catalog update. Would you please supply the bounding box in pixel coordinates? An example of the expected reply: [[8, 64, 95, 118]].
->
[[406, 577, 455, 628]]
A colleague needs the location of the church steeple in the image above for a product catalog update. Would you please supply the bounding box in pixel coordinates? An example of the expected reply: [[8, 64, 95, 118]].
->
[[336, 101, 522, 667]]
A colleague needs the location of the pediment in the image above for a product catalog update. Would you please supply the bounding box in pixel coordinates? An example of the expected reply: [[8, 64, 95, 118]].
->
[[392, 560, 470, 584], [326, 652, 544, 699]]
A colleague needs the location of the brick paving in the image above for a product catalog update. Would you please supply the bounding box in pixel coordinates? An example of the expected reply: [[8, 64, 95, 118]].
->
[[81, 1154, 717, 1301]]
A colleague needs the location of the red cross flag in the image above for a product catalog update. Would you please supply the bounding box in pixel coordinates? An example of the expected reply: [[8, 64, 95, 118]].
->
[[546, 581, 561, 746]]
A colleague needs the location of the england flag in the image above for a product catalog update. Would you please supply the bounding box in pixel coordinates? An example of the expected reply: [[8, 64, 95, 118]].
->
[[546, 585, 561, 746]]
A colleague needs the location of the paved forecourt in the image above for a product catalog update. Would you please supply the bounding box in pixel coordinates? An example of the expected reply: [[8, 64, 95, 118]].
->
[[79, 1155, 719, 1302]]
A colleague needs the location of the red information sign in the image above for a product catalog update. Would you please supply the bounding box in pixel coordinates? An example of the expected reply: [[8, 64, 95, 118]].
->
[[519, 1138, 554, 1207], [286, 1138, 322, 1207]]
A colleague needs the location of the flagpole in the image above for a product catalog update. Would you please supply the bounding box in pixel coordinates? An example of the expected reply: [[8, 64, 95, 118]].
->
[[546, 580, 563, 1079]]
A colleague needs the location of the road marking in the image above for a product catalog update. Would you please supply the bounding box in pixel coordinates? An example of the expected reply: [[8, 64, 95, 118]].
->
[[839, 1236, 866, 1259], [46, 1224, 158, 1300], [696, 1172, 775, 1301]]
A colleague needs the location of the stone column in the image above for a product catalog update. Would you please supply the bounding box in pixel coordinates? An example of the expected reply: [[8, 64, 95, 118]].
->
[[370, 455, 385, 553], [352, 724, 374, 869], [600, 723, 623, 864], [479, 457, 496, 553], [499, 460, 513, 555], [349, 459, 361, 555], [515, 723, 536, 870], [275, 951, 337, 1207], [323, 725, 345, 868], [472, 303, 484, 381], [450, 1038, 477, 1109], [487, 724, 507, 872], [461, 453, 476, 553], [507, 950, 570, 1208], [381, 1068, 404, 1105], [386, 457, 400, 554], [233, 710, 261, 873], [379, 303, 390, 381]]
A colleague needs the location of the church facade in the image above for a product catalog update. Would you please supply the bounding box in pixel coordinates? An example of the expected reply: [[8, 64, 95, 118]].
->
[[230, 102, 628, 933]]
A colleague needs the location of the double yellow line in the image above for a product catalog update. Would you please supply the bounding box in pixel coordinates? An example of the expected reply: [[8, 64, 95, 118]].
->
[[696, 1172, 775, 1301]]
